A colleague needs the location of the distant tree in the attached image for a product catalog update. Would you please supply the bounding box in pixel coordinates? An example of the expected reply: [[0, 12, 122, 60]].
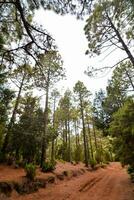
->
[[2, 64, 33, 154], [85, 105, 94, 160], [57, 89, 73, 162], [73, 81, 91, 166], [108, 61, 134, 93], [93, 60, 134, 137], [10, 94, 42, 163], [0, 66, 14, 151], [93, 89, 108, 135], [109, 98, 134, 167], [34, 51, 65, 167], [50, 89, 60, 163]]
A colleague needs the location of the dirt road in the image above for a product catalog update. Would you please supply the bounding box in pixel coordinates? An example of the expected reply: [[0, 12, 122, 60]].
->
[[10, 162, 134, 200]]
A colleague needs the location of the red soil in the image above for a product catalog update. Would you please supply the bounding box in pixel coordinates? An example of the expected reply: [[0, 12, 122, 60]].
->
[[0, 161, 85, 182], [0, 162, 134, 200]]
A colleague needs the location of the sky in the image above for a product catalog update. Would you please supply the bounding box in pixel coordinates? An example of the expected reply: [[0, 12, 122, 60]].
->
[[34, 9, 126, 98]]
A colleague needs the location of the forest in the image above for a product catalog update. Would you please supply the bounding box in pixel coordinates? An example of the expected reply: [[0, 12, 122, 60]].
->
[[0, 0, 134, 199]]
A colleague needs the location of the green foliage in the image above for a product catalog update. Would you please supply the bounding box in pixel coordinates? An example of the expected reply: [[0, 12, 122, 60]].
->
[[34, 51, 65, 90], [93, 89, 108, 135], [10, 94, 44, 163], [56, 159, 66, 164], [109, 98, 134, 167], [84, 0, 134, 56], [57, 144, 69, 161], [90, 159, 97, 168], [127, 165, 134, 182], [74, 145, 82, 163], [0, 66, 14, 149], [41, 161, 56, 172], [127, 165, 134, 175], [25, 163, 36, 180]]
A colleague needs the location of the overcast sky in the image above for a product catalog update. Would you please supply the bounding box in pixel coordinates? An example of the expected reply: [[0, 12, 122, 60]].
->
[[34, 9, 126, 98]]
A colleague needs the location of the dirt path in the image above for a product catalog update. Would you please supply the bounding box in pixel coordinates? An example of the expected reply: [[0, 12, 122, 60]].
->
[[9, 162, 134, 200]]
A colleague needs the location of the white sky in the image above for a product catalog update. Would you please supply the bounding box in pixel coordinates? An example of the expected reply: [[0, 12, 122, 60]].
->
[[34, 9, 127, 98]]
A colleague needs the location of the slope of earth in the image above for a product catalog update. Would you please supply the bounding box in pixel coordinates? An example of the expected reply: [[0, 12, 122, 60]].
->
[[0, 161, 86, 182], [5, 162, 134, 200]]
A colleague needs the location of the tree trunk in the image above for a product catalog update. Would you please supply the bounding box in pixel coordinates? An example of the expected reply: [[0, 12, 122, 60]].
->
[[51, 140, 55, 163], [106, 13, 134, 66], [86, 133, 90, 163], [67, 120, 71, 162], [93, 122, 98, 152], [75, 121, 78, 148], [80, 97, 88, 167], [87, 123, 94, 160], [51, 96, 56, 163], [124, 69, 134, 91], [40, 84, 49, 168]]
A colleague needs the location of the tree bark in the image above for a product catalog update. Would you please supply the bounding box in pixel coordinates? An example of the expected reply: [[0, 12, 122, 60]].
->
[[124, 69, 134, 91], [51, 96, 56, 163], [80, 97, 88, 167], [87, 123, 94, 160], [40, 79, 49, 167], [67, 120, 71, 162], [93, 122, 98, 152]]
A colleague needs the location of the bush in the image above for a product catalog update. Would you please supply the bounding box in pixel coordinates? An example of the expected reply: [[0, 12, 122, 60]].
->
[[15, 160, 25, 168], [127, 165, 134, 183], [41, 161, 56, 173], [74, 145, 82, 163], [127, 165, 134, 174], [0, 152, 6, 163], [90, 159, 97, 168], [57, 159, 66, 164], [25, 163, 36, 180]]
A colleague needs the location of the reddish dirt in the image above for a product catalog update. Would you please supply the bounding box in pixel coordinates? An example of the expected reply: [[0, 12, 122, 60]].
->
[[1, 162, 134, 200], [0, 162, 85, 182]]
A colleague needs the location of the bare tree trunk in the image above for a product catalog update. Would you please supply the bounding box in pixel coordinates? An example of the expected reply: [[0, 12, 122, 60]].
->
[[40, 83, 49, 168], [87, 123, 94, 160], [80, 98, 88, 167], [68, 120, 71, 162], [86, 133, 90, 163], [51, 96, 56, 163], [93, 122, 98, 152], [75, 121, 78, 148], [124, 69, 134, 91]]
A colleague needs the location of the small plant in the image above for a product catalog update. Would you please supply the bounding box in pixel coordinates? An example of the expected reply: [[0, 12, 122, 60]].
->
[[127, 165, 134, 183], [25, 163, 36, 180], [90, 159, 97, 169], [127, 165, 134, 174], [41, 161, 56, 172], [57, 159, 66, 164]]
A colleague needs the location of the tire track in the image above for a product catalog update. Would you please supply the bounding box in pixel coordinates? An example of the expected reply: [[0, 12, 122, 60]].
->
[[79, 175, 104, 192]]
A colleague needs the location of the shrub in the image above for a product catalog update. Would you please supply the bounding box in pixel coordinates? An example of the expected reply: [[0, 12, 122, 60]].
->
[[127, 165, 134, 183], [130, 173, 134, 183], [74, 145, 82, 163], [41, 161, 56, 172], [57, 159, 66, 164], [6, 156, 14, 166], [90, 159, 97, 168], [127, 165, 134, 174], [0, 152, 6, 163], [25, 163, 36, 180], [15, 160, 24, 167]]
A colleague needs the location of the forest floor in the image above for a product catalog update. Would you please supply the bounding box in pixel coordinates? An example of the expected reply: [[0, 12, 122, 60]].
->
[[0, 162, 134, 200]]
